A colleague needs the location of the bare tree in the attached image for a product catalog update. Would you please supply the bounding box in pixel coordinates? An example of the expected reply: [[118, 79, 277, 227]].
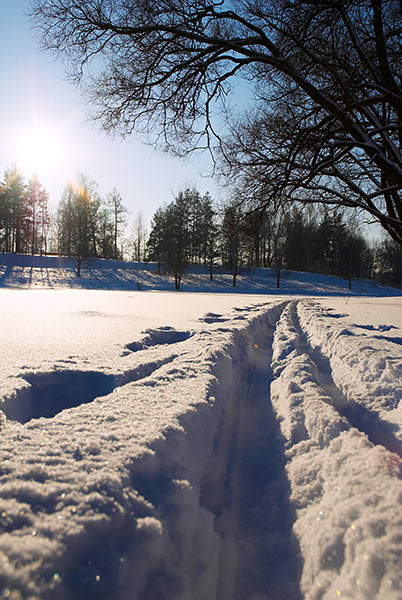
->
[[30, 0, 402, 244]]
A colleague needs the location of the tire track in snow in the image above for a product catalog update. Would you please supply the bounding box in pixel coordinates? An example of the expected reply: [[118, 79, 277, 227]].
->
[[290, 301, 402, 458]]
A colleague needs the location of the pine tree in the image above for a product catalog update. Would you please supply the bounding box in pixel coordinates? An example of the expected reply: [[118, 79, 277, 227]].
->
[[57, 177, 100, 274], [106, 188, 127, 259], [147, 207, 168, 273], [221, 204, 243, 287], [0, 166, 26, 253]]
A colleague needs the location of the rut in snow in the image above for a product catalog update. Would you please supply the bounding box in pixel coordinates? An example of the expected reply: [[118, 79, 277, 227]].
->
[[201, 302, 301, 600], [290, 301, 402, 458]]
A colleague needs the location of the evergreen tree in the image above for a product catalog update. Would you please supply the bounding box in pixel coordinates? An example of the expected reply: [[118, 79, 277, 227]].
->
[[221, 204, 243, 287], [106, 188, 127, 259], [165, 191, 191, 290], [0, 166, 26, 253], [376, 240, 402, 289], [284, 209, 310, 273], [147, 189, 195, 288], [57, 178, 99, 274], [147, 207, 168, 273]]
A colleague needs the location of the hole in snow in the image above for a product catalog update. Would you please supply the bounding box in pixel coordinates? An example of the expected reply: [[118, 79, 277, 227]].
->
[[4, 371, 116, 424], [124, 328, 192, 353], [354, 323, 396, 332], [323, 309, 348, 319], [199, 312, 229, 324]]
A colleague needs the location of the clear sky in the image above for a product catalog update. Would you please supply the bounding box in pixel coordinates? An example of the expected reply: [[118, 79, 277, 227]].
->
[[0, 0, 223, 228], [0, 0, 383, 244]]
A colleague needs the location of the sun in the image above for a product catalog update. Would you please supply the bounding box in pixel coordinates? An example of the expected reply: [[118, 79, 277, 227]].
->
[[11, 121, 69, 180]]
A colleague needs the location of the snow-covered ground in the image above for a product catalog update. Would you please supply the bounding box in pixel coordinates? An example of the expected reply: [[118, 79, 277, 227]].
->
[[0, 252, 398, 297], [0, 256, 401, 600]]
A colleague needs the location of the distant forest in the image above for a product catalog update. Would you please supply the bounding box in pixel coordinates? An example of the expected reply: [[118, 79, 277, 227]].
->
[[0, 165, 401, 289]]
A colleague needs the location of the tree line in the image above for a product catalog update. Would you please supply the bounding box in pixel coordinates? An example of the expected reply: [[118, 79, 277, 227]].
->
[[0, 165, 50, 255], [55, 177, 148, 270], [54, 175, 128, 274], [0, 166, 148, 273], [147, 188, 401, 290], [1, 165, 400, 289]]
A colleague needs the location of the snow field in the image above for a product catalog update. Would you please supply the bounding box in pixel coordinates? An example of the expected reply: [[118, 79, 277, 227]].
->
[[0, 300, 298, 600], [0, 291, 401, 600], [271, 301, 402, 599]]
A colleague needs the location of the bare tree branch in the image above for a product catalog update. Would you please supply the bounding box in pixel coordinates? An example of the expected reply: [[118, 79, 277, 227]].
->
[[29, 0, 402, 243]]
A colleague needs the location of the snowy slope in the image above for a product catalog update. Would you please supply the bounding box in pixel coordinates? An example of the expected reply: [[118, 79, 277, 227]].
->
[[0, 257, 401, 600], [0, 252, 400, 297]]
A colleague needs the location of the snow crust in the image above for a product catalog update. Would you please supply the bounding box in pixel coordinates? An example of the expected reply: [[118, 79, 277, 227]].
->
[[0, 259, 401, 600]]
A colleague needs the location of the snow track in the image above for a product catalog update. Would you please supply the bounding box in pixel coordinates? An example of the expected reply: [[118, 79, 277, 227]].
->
[[201, 301, 301, 600], [0, 298, 401, 599], [277, 302, 401, 457]]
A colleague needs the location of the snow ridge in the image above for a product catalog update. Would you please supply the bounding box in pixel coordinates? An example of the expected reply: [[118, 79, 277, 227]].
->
[[271, 300, 402, 599]]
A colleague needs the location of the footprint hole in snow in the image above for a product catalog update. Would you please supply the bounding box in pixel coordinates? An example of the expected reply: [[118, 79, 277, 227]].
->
[[124, 329, 192, 353], [3, 371, 116, 424], [354, 323, 396, 332], [200, 313, 228, 323]]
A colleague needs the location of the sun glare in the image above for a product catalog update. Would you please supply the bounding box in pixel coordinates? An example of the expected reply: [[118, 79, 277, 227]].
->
[[11, 122, 69, 181]]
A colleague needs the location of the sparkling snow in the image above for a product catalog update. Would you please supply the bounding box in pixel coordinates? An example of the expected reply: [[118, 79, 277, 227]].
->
[[0, 256, 401, 600]]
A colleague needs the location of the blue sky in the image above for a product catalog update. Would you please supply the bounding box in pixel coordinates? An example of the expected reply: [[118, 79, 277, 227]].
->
[[0, 0, 222, 227], [0, 1, 383, 243]]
